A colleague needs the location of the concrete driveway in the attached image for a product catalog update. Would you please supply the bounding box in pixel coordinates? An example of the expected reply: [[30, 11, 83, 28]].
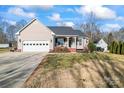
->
[[0, 52, 47, 88]]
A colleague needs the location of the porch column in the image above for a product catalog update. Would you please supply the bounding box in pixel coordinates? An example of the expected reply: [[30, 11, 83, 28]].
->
[[74, 37, 77, 48], [66, 37, 69, 47]]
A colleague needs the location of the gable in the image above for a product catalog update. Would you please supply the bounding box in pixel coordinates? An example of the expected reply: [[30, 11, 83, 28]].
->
[[19, 19, 53, 41], [96, 39, 108, 48]]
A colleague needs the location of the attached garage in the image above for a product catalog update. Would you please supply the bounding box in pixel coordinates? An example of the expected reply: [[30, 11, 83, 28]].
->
[[22, 41, 49, 52], [16, 19, 54, 52]]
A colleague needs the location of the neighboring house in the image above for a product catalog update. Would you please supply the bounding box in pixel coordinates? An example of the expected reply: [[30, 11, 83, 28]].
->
[[96, 39, 108, 52], [16, 19, 89, 52], [0, 44, 9, 48]]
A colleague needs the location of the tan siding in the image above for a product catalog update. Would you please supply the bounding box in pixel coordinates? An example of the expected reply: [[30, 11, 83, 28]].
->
[[18, 20, 54, 50]]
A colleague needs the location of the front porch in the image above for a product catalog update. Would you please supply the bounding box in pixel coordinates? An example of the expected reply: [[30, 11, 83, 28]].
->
[[54, 36, 77, 52]]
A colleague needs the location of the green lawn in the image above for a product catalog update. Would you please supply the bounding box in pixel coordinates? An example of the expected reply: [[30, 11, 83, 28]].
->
[[24, 52, 124, 88], [0, 48, 9, 53]]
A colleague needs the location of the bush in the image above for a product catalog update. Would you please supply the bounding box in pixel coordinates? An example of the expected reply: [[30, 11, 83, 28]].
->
[[110, 41, 115, 53], [117, 41, 122, 54], [88, 41, 96, 53], [113, 41, 118, 54], [108, 45, 111, 50], [110, 41, 124, 55], [122, 42, 124, 55], [51, 46, 70, 53], [110, 41, 118, 54]]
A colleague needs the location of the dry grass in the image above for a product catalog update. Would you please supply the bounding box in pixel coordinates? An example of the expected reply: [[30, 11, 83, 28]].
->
[[24, 52, 124, 88], [99, 52, 124, 62], [0, 48, 9, 53]]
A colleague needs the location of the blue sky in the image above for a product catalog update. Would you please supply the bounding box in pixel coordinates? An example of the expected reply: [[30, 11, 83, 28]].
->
[[0, 5, 124, 32]]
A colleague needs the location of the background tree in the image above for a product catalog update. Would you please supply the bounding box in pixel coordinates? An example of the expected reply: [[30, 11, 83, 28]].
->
[[122, 42, 124, 55], [0, 17, 27, 46], [0, 28, 8, 43], [107, 32, 114, 46], [110, 41, 115, 53], [113, 27, 124, 41], [15, 19, 27, 31], [80, 12, 101, 42], [6, 25, 17, 42], [117, 41, 122, 54], [113, 41, 118, 54]]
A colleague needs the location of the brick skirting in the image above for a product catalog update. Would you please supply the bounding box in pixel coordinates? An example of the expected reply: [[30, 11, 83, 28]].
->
[[68, 48, 76, 52]]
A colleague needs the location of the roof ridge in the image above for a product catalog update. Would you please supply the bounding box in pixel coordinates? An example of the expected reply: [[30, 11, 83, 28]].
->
[[47, 26, 73, 28], [15, 18, 37, 35]]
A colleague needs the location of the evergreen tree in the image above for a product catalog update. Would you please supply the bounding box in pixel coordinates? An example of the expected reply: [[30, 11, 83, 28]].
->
[[117, 41, 122, 54], [113, 41, 118, 54], [110, 41, 115, 53], [122, 42, 124, 55], [107, 32, 114, 46]]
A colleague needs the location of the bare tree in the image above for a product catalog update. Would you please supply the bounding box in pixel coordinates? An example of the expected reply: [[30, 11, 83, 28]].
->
[[80, 12, 101, 42], [0, 28, 8, 43], [113, 27, 124, 41], [6, 25, 17, 42], [107, 32, 114, 46]]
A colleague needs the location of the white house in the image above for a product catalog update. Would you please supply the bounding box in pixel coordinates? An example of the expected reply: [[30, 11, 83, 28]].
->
[[96, 39, 108, 52], [16, 19, 89, 52], [0, 44, 9, 48]]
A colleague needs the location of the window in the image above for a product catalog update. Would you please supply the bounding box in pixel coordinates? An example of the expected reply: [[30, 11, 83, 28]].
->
[[57, 38, 64, 45], [30, 44, 32, 45], [40, 44, 42, 45], [79, 39, 82, 45], [33, 44, 35, 45], [23, 44, 25, 45], [27, 44, 29, 45], [19, 39, 21, 42], [36, 43, 38, 45], [43, 43, 45, 45], [46, 43, 48, 45]]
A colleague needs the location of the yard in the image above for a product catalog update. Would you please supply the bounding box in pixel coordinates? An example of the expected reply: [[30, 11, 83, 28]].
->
[[24, 52, 124, 88], [0, 48, 9, 53]]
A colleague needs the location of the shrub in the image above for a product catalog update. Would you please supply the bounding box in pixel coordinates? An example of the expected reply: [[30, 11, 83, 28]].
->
[[51, 46, 70, 53], [113, 41, 118, 54], [110, 41, 124, 55], [110, 41, 118, 54], [108, 45, 110, 50], [122, 42, 124, 55], [110, 41, 115, 53], [88, 41, 96, 53], [117, 41, 122, 54]]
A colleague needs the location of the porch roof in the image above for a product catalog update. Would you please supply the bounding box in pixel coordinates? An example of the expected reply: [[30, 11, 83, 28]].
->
[[48, 26, 85, 36]]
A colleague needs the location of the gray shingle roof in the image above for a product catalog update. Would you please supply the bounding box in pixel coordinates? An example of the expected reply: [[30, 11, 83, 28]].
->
[[48, 26, 85, 36]]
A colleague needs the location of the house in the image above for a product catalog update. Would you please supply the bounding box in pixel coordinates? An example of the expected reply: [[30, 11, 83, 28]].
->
[[16, 19, 89, 52], [0, 44, 9, 48], [96, 39, 108, 52]]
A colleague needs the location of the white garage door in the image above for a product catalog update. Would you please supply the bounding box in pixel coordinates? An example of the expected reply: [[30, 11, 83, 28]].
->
[[22, 41, 49, 52]]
